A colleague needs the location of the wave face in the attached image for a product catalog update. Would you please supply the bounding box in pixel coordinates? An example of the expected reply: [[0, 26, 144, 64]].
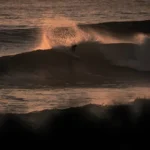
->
[[0, 41, 150, 87], [99, 38, 150, 71]]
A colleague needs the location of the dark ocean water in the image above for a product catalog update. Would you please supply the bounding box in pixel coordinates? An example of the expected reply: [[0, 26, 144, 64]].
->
[[0, 0, 150, 113]]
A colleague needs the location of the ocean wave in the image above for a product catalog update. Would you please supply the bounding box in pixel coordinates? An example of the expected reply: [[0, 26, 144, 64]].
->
[[0, 20, 150, 45], [0, 20, 149, 59], [0, 27, 38, 43], [0, 20, 150, 82], [98, 37, 150, 71], [78, 19, 150, 34], [1, 98, 150, 142], [1, 19, 150, 35], [0, 40, 150, 87], [1, 40, 149, 72]]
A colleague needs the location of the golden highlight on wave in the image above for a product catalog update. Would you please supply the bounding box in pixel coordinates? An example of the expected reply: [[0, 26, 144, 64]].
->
[[34, 16, 148, 50]]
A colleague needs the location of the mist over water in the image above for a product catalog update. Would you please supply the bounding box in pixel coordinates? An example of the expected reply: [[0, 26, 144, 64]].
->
[[36, 18, 148, 50]]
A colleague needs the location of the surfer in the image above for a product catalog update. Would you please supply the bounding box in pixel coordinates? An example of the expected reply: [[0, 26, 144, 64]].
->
[[68, 44, 80, 60], [71, 44, 77, 53]]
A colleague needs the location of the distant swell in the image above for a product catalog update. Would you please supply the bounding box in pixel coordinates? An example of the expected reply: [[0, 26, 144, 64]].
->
[[0, 28, 38, 43]]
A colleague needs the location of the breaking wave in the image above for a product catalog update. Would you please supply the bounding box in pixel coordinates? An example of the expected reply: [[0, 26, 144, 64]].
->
[[0, 41, 150, 87], [35, 19, 150, 50], [0, 19, 150, 87]]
